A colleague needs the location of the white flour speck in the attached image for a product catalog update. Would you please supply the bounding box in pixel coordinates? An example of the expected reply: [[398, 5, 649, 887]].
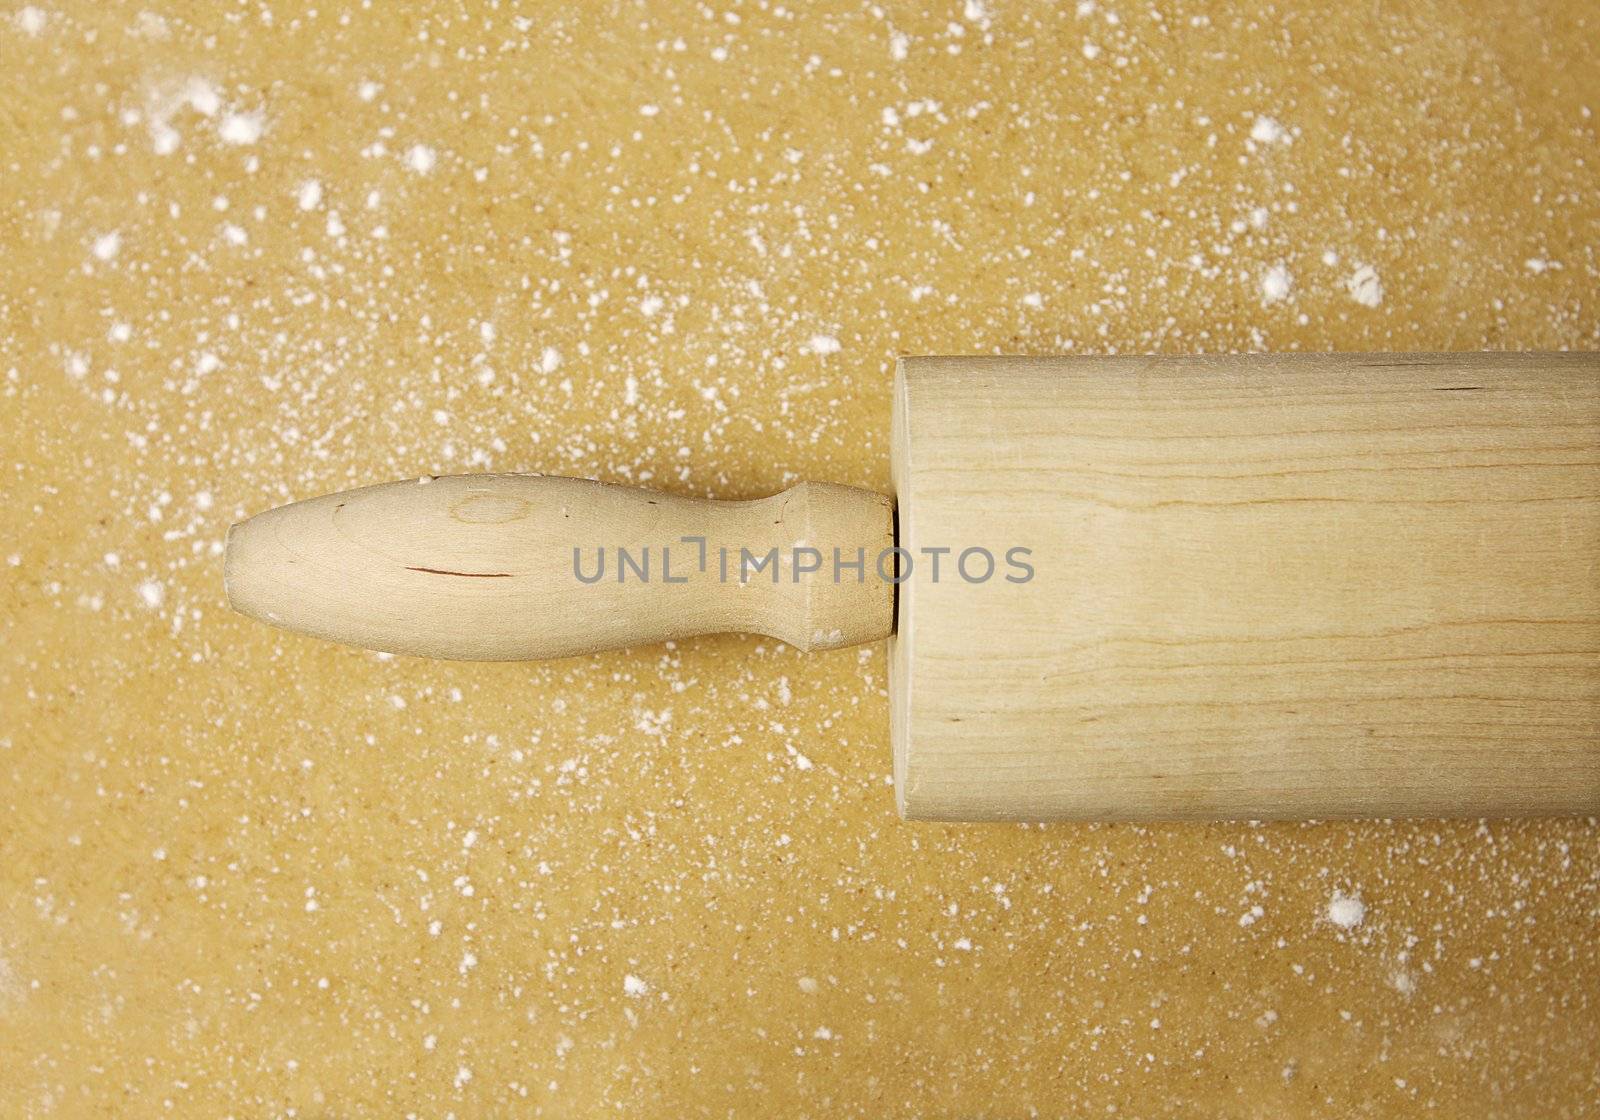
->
[[1260, 264, 1292, 303], [92, 231, 122, 261], [130, 10, 168, 37], [137, 580, 164, 609], [623, 974, 649, 996], [1327, 891, 1365, 929], [540, 346, 562, 374], [1250, 115, 1290, 145], [623, 375, 639, 406], [185, 78, 221, 116], [218, 111, 263, 145], [296, 180, 323, 210], [1082, 42, 1101, 60], [405, 144, 436, 173], [357, 80, 380, 102], [888, 30, 909, 61], [16, 6, 46, 35], [1346, 264, 1383, 307], [807, 334, 841, 355]]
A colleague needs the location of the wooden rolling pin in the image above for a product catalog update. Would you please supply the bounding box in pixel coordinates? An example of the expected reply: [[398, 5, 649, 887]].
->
[[226, 352, 1600, 822]]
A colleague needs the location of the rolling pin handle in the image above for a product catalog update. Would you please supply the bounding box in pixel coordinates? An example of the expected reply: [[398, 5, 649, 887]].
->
[[224, 474, 895, 661]]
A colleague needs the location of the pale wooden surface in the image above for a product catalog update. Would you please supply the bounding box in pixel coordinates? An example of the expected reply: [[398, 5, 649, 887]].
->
[[892, 352, 1600, 821], [226, 475, 893, 658]]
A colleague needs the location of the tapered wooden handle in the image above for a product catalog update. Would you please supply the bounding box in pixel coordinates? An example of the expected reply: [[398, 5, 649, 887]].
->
[[225, 474, 894, 660]]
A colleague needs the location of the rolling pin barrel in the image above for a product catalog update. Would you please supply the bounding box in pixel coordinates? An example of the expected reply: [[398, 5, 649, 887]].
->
[[891, 352, 1600, 821]]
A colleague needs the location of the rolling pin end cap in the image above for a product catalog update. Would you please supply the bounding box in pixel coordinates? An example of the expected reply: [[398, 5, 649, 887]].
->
[[222, 509, 300, 631], [222, 516, 265, 621]]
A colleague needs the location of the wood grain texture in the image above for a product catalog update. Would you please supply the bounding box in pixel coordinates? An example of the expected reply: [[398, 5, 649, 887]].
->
[[226, 474, 894, 659], [890, 352, 1600, 822]]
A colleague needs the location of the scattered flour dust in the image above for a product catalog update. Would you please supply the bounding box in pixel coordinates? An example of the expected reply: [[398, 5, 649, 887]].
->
[[406, 144, 437, 173], [296, 179, 323, 210], [218, 111, 263, 145], [1346, 263, 1383, 307], [136, 579, 164, 609], [623, 974, 649, 996], [184, 77, 221, 117], [146, 77, 222, 155], [15, 5, 46, 34], [807, 334, 842, 356], [1327, 890, 1366, 930], [1250, 115, 1290, 146], [91, 231, 122, 262], [1260, 264, 1292, 304]]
